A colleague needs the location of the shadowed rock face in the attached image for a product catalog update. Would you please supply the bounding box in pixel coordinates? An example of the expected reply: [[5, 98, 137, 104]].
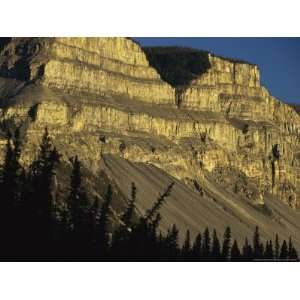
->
[[0, 37, 299, 244], [142, 47, 211, 87]]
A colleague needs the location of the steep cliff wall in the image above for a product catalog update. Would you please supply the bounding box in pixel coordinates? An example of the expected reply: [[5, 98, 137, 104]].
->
[[142, 46, 300, 207], [0, 37, 299, 213], [0, 38, 175, 104]]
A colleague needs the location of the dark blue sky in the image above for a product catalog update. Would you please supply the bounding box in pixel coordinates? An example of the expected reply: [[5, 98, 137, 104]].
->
[[134, 38, 300, 104]]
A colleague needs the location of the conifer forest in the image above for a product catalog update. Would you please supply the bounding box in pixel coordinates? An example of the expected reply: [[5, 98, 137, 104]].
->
[[0, 128, 298, 262]]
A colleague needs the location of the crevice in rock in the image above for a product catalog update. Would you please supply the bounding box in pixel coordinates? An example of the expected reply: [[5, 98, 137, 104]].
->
[[175, 86, 186, 108], [233, 62, 236, 84], [271, 144, 281, 190], [36, 64, 45, 78], [271, 160, 276, 189], [272, 144, 280, 160], [28, 103, 39, 121]]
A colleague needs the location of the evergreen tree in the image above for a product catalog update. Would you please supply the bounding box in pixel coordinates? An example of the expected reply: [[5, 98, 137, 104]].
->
[[289, 246, 299, 261], [202, 227, 211, 259], [181, 230, 191, 260], [111, 183, 137, 259], [164, 224, 180, 260], [144, 182, 174, 222], [97, 184, 113, 257], [147, 212, 162, 256], [1, 127, 296, 262], [231, 239, 241, 262], [89, 197, 101, 240], [191, 233, 202, 260], [253, 226, 263, 259], [279, 240, 288, 260], [275, 234, 280, 260], [288, 237, 293, 259], [57, 201, 73, 256], [264, 240, 274, 260], [68, 157, 89, 228], [287, 237, 298, 261], [0, 129, 24, 256], [27, 127, 60, 255], [211, 229, 221, 261], [128, 182, 174, 260], [1, 129, 23, 209], [222, 226, 231, 261], [121, 182, 137, 229], [264, 240, 269, 257], [67, 155, 91, 255], [259, 242, 265, 260], [242, 237, 253, 261]]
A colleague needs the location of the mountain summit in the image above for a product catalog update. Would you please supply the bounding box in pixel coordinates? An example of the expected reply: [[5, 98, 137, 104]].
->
[[0, 37, 299, 246]]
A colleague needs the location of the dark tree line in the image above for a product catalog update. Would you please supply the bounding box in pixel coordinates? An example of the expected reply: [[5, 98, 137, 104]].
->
[[0, 128, 298, 261]]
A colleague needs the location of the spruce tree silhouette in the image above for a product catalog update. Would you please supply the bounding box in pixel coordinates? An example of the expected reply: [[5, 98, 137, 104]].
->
[[58, 201, 73, 258], [144, 181, 174, 222], [242, 237, 253, 261], [181, 230, 192, 260], [68, 155, 91, 258], [97, 184, 113, 258], [112, 182, 137, 259], [27, 127, 60, 258], [288, 237, 292, 258], [264, 240, 274, 260], [231, 239, 242, 262], [253, 226, 263, 260], [1, 129, 22, 207], [146, 212, 162, 260], [289, 248, 299, 261], [287, 237, 299, 261], [163, 224, 180, 261], [0, 128, 24, 257], [211, 229, 221, 261], [88, 197, 101, 255], [202, 227, 211, 260], [191, 233, 202, 261], [269, 240, 274, 260], [121, 182, 137, 228], [222, 226, 231, 261], [275, 234, 280, 260], [288, 244, 299, 261], [279, 240, 288, 260], [133, 181, 174, 261], [230, 239, 242, 262], [259, 242, 265, 260]]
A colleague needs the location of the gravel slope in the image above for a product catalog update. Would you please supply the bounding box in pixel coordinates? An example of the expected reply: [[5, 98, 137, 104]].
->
[[102, 154, 300, 249]]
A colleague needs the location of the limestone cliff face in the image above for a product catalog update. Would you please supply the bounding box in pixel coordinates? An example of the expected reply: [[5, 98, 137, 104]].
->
[[0, 37, 299, 209], [0, 38, 174, 104]]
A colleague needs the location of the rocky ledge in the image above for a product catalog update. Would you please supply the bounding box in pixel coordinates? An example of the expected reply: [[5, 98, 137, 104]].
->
[[0, 37, 299, 244]]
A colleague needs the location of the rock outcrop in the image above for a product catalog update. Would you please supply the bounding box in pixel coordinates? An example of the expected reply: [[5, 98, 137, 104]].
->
[[0, 37, 299, 243]]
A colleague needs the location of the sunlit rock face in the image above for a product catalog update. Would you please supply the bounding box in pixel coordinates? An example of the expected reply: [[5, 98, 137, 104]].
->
[[0, 37, 299, 210]]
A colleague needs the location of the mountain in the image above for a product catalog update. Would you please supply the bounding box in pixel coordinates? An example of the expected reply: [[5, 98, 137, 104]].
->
[[0, 37, 299, 246]]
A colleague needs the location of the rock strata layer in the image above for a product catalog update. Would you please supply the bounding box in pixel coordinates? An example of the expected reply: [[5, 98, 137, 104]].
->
[[0, 37, 300, 243]]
